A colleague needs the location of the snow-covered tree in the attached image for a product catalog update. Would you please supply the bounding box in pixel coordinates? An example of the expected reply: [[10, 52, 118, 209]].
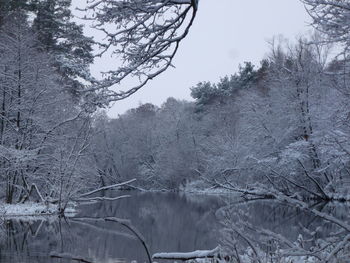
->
[[80, 0, 198, 104], [0, 14, 94, 206], [0, 0, 33, 25], [303, 0, 350, 50], [32, 0, 95, 96]]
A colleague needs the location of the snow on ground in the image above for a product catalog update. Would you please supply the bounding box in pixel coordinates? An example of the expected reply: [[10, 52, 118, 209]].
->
[[184, 187, 235, 195], [0, 202, 76, 217], [180, 180, 237, 195]]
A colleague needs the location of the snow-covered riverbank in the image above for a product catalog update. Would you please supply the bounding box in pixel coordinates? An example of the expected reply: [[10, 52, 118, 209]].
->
[[180, 180, 237, 195], [0, 202, 76, 217]]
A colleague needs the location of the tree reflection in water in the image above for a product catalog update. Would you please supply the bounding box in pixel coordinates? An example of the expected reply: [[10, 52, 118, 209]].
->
[[1, 193, 349, 263], [218, 199, 350, 262], [0, 192, 223, 263]]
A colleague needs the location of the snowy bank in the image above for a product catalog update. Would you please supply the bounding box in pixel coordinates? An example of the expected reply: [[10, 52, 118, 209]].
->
[[180, 180, 238, 195], [0, 202, 76, 217]]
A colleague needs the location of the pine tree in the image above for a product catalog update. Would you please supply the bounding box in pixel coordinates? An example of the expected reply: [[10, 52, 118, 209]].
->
[[32, 0, 95, 97], [0, 0, 32, 25]]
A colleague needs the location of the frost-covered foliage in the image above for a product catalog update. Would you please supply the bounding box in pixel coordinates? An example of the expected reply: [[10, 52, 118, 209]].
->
[[32, 0, 95, 96], [92, 34, 350, 200], [91, 99, 200, 190], [304, 0, 350, 50], [0, 14, 95, 210], [79, 0, 198, 104], [0, 0, 200, 207], [191, 36, 350, 201], [0, 0, 95, 99]]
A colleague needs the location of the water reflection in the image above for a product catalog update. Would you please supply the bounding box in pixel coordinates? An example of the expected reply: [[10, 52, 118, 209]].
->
[[217, 199, 350, 261], [0, 192, 224, 263], [0, 193, 349, 262]]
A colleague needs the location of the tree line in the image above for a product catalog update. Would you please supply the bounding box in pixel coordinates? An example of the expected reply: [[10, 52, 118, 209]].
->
[[92, 35, 350, 200]]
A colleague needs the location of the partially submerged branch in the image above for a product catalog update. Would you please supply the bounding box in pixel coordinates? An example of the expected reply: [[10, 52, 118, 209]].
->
[[79, 178, 136, 198], [50, 252, 93, 263], [72, 216, 152, 263], [76, 194, 130, 202], [47, 179, 136, 208]]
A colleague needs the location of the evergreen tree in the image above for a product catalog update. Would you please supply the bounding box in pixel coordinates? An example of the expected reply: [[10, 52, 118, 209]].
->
[[0, 0, 33, 25], [32, 0, 95, 97]]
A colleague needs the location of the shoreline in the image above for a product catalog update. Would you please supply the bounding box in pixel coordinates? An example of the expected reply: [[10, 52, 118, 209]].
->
[[0, 202, 76, 218]]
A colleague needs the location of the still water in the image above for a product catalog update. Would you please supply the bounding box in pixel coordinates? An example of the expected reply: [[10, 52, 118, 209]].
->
[[0, 192, 348, 263], [0, 193, 223, 263]]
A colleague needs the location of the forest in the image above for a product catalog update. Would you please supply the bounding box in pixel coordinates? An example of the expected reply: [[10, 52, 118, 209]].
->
[[1, 0, 350, 262], [93, 52, 350, 199]]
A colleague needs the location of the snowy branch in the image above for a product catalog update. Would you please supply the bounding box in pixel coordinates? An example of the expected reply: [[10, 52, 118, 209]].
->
[[78, 178, 136, 198], [79, 0, 198, 104]]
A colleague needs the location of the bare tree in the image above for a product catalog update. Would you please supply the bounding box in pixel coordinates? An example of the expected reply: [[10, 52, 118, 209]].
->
[[303, 0, 350, 51], [79, 0, 198, 105]]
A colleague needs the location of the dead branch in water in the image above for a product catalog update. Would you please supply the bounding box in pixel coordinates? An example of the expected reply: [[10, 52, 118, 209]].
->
[[50, 252, 93, 263]]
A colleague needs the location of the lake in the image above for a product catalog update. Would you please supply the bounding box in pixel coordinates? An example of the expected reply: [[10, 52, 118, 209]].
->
[[0, 192, 349, 263]]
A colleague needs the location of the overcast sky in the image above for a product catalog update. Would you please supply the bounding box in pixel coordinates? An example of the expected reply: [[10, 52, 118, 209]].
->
[[74, 0, 312, 118]]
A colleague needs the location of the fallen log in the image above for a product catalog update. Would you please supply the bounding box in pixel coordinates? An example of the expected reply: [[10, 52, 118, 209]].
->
[[152, 246, 220, 260]]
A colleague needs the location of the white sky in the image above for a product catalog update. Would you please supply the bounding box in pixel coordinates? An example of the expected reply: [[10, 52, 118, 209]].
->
[[73, 0, 312, 118]]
